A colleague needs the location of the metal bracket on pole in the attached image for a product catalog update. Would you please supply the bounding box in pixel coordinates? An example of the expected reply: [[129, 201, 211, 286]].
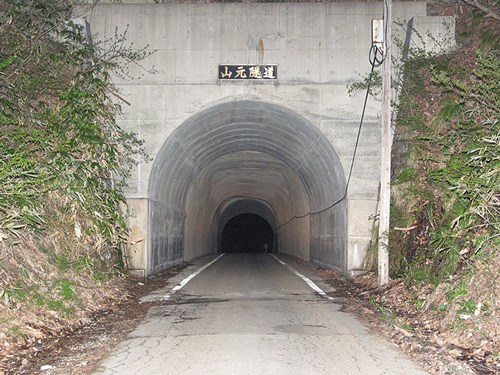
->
[[372, 19, 384, 55]]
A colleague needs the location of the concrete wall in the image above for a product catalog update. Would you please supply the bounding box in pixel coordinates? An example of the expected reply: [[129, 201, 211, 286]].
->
[[87, 2, 455, 275]]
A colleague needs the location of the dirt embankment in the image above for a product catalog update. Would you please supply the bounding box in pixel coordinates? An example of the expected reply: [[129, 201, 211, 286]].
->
[[322, 267, 499, 375]]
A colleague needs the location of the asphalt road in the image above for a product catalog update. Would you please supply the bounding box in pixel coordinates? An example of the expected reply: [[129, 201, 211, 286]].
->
[[94, 253, 428, 374]]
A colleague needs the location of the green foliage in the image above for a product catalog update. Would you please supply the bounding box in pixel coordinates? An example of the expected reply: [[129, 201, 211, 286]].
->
[[347, 70, 382, 97], [414, 297, 426, 310], [428, 51, 499, 266], [457, 298, 476, 314], [394, 166, 416, 184], [8, 325, 21, 337], [390, 25, 499, 283], [1, 274, 80, 317], [0, 0, 150, 268], [447, 279, 469, 301], [479, 28, 499, 51], [58, 279, 76, 301], [368, 298, 414, 331], [436, 100, 464, 122]]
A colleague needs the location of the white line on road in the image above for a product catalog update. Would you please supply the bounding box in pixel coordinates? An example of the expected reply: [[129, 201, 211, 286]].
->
[[164, 254, 225, 300], [271, 254, 334, 300]]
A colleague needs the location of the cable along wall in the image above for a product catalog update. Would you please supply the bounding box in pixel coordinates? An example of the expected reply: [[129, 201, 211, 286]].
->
[[148, 100, 347, 274]]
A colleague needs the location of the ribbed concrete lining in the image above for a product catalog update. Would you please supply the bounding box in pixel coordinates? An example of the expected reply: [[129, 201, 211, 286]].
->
[[184, 151, 308, 260], [148, 100, 347, 274]]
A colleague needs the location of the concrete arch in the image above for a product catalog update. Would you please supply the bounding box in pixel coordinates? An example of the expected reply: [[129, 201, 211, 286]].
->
[[214, 198, 279, 254], [148, 100, 347, 274]]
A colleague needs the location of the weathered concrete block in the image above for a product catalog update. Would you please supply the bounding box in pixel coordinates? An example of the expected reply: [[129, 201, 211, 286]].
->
[[125, 198, 149, 272], [349, 199, 379, 237]]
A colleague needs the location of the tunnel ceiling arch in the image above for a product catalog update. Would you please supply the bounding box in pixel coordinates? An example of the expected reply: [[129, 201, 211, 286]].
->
[[148, 100, 348, 274], [183, 150, 309, 262]]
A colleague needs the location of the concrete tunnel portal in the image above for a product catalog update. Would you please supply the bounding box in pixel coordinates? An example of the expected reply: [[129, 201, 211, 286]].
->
[[148, 100, 348, 274], [87, 1, 456, 278]]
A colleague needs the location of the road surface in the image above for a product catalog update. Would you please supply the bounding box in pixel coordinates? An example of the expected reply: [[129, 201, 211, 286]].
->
[[94, 253, 428, 374]]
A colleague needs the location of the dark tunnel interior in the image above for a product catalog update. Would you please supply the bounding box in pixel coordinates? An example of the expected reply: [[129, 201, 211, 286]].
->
[[221, 214, 274, 253]]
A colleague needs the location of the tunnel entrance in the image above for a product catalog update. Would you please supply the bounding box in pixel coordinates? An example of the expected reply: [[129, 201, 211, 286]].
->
[[221, 214, 274, 254], [149, 100, 347, 275]]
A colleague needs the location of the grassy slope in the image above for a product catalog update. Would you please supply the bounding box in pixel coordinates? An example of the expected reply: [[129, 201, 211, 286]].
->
[[0, 1, 148, 370], [371, 1, 499, 371]]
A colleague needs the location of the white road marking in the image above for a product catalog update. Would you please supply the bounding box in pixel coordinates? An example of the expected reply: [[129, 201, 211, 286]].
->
[[164, 254, 225, 300], [271, 254, 334, 300]]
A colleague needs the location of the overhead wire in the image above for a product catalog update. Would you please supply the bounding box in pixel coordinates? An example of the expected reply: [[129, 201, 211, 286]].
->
[[273, 18, 386, 233]]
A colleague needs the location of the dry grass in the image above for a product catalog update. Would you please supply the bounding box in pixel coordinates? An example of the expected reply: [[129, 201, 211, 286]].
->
[[0, 235, 129, 374]]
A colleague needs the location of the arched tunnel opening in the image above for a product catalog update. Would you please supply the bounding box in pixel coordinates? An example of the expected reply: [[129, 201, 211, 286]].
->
[[148, 100, 348, 275], [220, 214, 274, 254]]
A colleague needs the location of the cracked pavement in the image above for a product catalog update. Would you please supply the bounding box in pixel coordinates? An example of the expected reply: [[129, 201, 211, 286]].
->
[[94, 254, 429, 374]]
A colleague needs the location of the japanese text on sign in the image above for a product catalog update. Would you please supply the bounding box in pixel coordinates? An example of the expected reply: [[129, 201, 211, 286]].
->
[[218, 65, 278, 80]]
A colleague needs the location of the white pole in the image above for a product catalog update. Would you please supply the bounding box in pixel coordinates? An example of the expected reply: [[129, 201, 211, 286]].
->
[[378, 0, 392, 286]]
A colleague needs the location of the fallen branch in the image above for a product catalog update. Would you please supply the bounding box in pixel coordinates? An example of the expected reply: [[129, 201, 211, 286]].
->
[[394, 224, 418, 232], [461, 0, 500, 21]]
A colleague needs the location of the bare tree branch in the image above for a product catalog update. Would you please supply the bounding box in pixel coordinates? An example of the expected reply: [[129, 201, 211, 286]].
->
[[461, 0, 500, 21]]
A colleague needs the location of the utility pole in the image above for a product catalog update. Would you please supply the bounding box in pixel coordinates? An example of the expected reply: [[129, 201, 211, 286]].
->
[[378, 0, 392, 286]]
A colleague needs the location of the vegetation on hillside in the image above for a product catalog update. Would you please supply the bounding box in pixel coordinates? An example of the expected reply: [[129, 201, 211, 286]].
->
[[385, 1, 499, 368], [341, 5, 499, 372], [390, 1, 498, 292], [0, 0, 150, 359]]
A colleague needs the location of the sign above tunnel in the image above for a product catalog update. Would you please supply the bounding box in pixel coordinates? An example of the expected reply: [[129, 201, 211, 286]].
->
[[218, 64, 278, 80]]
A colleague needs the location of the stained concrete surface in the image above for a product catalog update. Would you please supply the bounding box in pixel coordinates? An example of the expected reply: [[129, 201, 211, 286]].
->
[[86, 2, 454, 275], [94, 254, 428, 374]]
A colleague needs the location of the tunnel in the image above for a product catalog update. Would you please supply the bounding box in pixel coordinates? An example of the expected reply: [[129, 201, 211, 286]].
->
[[220, 213, 274, 254], [216, 198, 279, 255], [148, 100, 347, 274]]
